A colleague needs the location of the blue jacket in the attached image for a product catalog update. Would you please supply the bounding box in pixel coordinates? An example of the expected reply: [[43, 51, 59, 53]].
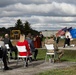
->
[[26, 37, 35, 52]]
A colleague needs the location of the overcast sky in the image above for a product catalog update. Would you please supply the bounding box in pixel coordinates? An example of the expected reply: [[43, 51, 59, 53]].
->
[[0, 0, 76, 31]]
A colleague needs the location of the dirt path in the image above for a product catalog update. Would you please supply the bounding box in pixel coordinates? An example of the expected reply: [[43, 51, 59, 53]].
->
[[0, 60, 76, 75]]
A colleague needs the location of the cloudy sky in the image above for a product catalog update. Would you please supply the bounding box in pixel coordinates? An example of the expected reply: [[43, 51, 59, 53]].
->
[[0, 0, 76, 31]]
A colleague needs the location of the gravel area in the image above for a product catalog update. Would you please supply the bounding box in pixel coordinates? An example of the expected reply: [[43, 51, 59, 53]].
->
[[0, 60, 76, 75]]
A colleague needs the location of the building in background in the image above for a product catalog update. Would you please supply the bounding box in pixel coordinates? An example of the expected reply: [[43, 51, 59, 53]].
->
[[41, 30, 57, 37]]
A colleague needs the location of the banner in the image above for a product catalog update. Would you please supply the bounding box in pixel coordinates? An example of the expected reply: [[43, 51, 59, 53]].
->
[[70, 28, 76, 38]]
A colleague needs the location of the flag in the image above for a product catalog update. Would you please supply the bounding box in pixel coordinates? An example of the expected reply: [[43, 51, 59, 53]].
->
[[67, 27, 72, 31], [56, 27, 67, 37], [62, 27, 67, 32], [70, 28, 76, 38]]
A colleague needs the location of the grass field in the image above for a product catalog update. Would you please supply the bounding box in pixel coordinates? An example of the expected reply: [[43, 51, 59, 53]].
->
[[37, 49, 76, 62], [35, 66, 76, 75], [35, 49, 76, 75], [12, 39, 76, 75]]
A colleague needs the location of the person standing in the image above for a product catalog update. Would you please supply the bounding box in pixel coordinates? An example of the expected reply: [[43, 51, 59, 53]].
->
[[0, 36, 12, 70], [26, 33, 38, 61], [39, 31, 44, 48], [33, 36, 38, 48], [36, 35, 41, 48], [64, 35, 70, 47], [4, 34, 17, 59]]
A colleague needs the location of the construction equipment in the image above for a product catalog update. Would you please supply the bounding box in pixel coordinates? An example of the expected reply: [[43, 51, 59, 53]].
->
[[10, 30, 21, 39]]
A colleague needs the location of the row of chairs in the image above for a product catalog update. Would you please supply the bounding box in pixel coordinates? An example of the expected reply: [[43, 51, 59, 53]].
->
[[16, 44, 55, 65], [0, 43, 56, 69], [0, 44, 32, 69]]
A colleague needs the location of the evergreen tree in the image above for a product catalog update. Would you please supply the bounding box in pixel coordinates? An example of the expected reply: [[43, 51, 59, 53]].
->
[[24, 21, 31, 30], [23, 21, 32, 34], [15, 19, 24, 31]]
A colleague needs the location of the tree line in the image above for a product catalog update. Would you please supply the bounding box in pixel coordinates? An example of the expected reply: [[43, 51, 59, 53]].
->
[[0, 19, 39, 36]]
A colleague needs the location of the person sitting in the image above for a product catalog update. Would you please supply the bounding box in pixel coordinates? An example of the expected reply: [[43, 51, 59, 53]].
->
[[16, 33, 32, 67], [45, 36, 55, 62], [3, 34, 18, 59], [26, 33, 38, 61], [45, 35, 64, 62], [0, 36, 12, 70], [54, 42, 64, 62]]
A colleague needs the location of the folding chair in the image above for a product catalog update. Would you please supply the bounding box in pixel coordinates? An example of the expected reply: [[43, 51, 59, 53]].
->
[[16, 45, 32, 67], [5, 44, 11, 62], [45, 44, 55, 63]]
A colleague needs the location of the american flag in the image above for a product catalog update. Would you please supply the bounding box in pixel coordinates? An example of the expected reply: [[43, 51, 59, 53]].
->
[[56, 27, 67, 37]]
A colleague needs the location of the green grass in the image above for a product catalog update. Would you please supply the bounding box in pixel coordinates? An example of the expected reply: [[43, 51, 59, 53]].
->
[[35, 49, 76, 75], [35, 66, 76, 75], [37, 49, 46, 60], [37, 49, 76, 62], [61, 50, 76, 62]]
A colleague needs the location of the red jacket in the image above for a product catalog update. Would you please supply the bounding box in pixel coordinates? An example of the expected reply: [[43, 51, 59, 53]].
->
[[17, 40, 32, 56]]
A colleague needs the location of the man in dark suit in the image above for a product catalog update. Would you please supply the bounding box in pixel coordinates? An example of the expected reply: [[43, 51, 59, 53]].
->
[[64, 35, 70, 47], [4, 34, 17, 59], [0, 36, 12, 70]]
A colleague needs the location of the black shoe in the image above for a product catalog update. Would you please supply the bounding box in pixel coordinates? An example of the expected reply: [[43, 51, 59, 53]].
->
[[33, 58, 37, 61], [10, 57, 13, 59], [14, 57, 17, 60], [3, 67, 12, 70], [26, 62, 28, 67]]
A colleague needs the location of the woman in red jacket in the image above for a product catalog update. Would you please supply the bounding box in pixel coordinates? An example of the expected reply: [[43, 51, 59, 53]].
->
[[16, 34, 32, 67]]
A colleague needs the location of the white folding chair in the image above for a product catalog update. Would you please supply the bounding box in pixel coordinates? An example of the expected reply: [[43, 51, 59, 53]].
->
[[5, 44, 11, 62], [45, 44, 55, 63], [5, 44, 10, 50], [16, 45, 32, 67]]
